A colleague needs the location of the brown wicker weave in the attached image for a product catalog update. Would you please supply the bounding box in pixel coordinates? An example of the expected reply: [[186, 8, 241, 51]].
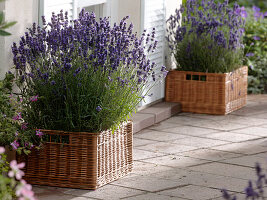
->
[[17, 121, 133, 189], [165, 66, 248, 115]]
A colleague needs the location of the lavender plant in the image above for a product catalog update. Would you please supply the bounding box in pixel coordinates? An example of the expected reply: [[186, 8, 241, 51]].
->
[[223, 163, 267, 199], [167, 0, 245, 73], [12, 10, 167, 133]]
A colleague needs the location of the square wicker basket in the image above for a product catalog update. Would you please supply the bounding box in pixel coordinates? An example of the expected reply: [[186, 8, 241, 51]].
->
[[165, 66, 248, 115], [17, 121, 133, 189]]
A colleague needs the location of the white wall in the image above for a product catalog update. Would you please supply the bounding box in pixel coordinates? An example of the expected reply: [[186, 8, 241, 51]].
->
[[0, 0, 38, 79], [164, 0, 182, 70], [0, 1, 5, 79]]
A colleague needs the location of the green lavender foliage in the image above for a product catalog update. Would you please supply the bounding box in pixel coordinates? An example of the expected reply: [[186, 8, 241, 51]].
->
[[174, 33, 244, 73], [243, 8, 267, 93]]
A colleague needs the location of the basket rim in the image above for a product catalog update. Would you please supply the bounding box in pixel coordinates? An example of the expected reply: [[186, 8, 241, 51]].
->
[[38, 120, 133, 136], [168, 66, 247, 76]]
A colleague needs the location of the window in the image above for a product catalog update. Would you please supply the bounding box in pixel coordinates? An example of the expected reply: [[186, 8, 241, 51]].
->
[[39, 0, 109, 25], [74, 0, 107, 19]]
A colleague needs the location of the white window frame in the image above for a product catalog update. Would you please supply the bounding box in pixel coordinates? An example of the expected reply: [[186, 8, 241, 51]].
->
[[73, 0, 110, 19], [39, 0, 113, 25]]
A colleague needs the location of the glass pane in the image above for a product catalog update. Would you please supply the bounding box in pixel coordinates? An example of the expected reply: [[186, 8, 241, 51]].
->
[[83, 4, 104, 19]]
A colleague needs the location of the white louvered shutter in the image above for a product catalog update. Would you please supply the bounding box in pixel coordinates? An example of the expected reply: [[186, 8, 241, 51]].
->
[[140, 0, 166, 106]]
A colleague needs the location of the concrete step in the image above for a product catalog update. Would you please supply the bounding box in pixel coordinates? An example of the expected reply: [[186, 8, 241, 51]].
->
[[131, 102, 181, 133]]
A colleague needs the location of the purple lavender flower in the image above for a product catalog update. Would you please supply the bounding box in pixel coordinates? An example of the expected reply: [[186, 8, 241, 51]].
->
[[240, 6, 247, 18], [167, 0, 245, 52], [29, 95, 38, 102], [11, 140, 20, 150], [246, 180, 259, 198], [21, 123, 28, 130], [252, 6, 261, 13], [12, 9, 166, 133], [253, 36, 261, 41], [246, 52, 255, 57], [12, 112, 22, 121], [252, 6, 263, 20], [35, 129, 43, 137], [96, 106, 102, 112]]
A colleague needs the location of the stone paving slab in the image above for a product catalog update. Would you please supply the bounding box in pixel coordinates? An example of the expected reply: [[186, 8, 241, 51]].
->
[[212, 193, 246, 200], [111, 175, 187, 192], [251, 151, 267, 158], [177, 148, 244, 161], [164, 116, 214, 126], [135, 129, 187, 142], [230, 106, 267, 116], [33, 95, 267, 200], [142, 154, 211, 168], [133, 137, 156, 148], [148, 121, 182, 131], [63, 185, 145, 200], [39, 195, 93, 200], [188, 162, 256, 180], [133, 149, 166, 161], [171, 136, 230, 148], [211, 142, 267, 155], [232, 126, 267, 137], [189, 121, 251, 132], [243, 138, 267, 147], [130, 160, 173, 176], [182, 113, 267, 127], [202, 131, 262, 142], [122, 193, 182, 200], [249, 112, 267, 119], [158, 185, 224, 200], [220, 116, 267, 126], [136, 141, 199, 154], [33, 186, 96, 200], [221, 154, 267, 168], [148, 168, 249, 193], [160, 125, 220, 136]]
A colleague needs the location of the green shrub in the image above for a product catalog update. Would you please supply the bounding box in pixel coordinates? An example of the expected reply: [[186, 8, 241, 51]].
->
[[243, 8, 267, 93], [0, 73, 42, 153]]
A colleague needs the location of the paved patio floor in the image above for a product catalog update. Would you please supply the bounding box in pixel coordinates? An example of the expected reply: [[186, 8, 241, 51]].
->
[[34, 95, 267, 200]]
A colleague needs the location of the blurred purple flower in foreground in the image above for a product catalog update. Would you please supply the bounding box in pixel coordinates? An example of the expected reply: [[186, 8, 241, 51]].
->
[[253, 36, 261, 41], [246, 52, 255, 57]]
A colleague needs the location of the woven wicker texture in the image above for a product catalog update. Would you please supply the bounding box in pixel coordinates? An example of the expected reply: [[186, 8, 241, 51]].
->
[[165, 66, 248, 115], [17, 121, 133, 189]]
